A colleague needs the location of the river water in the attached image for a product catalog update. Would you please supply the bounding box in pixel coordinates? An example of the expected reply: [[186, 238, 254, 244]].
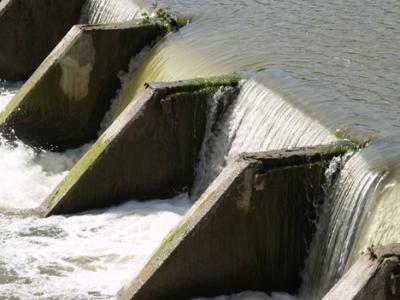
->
[[0, 83, 191, 298], [1, 0, 400, 299], [124, 0, 400, 298]]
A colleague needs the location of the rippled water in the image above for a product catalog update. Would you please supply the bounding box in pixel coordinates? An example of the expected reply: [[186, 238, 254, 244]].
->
[[118, 2, 400, 296], [121, 0, 400, 139], [1, 0, 400, 298]]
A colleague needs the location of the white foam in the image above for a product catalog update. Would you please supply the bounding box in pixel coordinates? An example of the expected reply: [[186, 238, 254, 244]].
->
[[99, 46, 152, 134], [0, 80, 22, 111], [0, 194, 190, 299], [0, 137, 90, 209], [0, 82, 89, 210], [193, 291, 298, 300]]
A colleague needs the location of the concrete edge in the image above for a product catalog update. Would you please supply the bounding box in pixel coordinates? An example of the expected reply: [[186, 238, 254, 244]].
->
[[117, 141, 356, 300], [323, 244, 400, 300], [33, 74, 240, 217]]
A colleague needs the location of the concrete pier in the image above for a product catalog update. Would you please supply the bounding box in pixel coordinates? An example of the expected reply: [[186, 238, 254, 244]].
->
[[117, 143, 355, 300], [323, 244, 400, 300], [0, 0, 85, 80], [0, 22, 166, 149], [37, 76, 240, 216]]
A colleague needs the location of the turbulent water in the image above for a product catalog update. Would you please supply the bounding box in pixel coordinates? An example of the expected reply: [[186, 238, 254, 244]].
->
[[0, 83, 191, 299], [0, 195, 190, 299], [194, 291, 298, 300], [1, 0, 400, 299], [120, 0, 400, 297], [0, 81, 21, 112]]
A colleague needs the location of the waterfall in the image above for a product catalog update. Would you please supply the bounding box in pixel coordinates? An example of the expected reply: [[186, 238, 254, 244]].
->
[[345, 137, 400, 267], [191, 78, 336, 198], [300, 147, 389, 299], [79, 0, 140, 25]]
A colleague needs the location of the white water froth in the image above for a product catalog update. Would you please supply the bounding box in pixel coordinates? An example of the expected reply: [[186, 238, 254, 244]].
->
[[99, 46, 151, 134], [0, 80, 22, 111], [0, 83, 89, 210], [0, 194, 190, 299], [80, 0, 140, 24], [0, 83, 190, 299], [193, 291, 298, 300], [192, 78, 336, 197], [0, 137, 89, 209]]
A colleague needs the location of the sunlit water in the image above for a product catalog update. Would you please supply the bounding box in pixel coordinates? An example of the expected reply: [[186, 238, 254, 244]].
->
[[80, 0, 140, 24], [115, 0, 400, 298], [1, 0, 400, 298], [118, 0, 400, 141], [0, 83, 190, 299], [0, 195, 190, 299]]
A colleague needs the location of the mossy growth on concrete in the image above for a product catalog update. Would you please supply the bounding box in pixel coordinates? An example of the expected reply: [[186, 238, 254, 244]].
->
[[113, 73, 243, 121], [117, 142, 355, 300], [37, 76, 240, 216], [0, 21, 167, 150]]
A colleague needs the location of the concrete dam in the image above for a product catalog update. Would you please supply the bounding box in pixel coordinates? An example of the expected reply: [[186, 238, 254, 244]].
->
[[0, 0, 399, 299]]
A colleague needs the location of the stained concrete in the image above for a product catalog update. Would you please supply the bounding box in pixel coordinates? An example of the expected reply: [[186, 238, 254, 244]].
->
[[0, 0, 85, 80], [323, 244, 400, 300], [37, 76, 240, 216], [0, 22, 165, 149], [117, 143, 355, 300]]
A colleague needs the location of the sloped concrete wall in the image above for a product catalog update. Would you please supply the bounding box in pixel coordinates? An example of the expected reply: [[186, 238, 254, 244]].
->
[[0, 22, 165, 149], [0, 0, 85, 80], [37, 76, 240, 216], [117, 143, 355, 300], [323, 244, 400, 300]]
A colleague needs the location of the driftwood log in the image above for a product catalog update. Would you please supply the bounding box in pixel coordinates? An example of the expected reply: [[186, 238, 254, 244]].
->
[[323, 244, 400, 300]]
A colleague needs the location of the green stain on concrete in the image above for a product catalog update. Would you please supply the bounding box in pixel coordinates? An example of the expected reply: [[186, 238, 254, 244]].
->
[[0, 22, 167, 150], [38, 137, 110, 215], [113, 73, 242, 120]]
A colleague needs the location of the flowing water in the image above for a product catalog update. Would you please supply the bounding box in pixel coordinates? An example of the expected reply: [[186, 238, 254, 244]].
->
[[1, 0, 400, 299], [122, 0, 400, 297], [0, 83, 191, 299], [0, 81, 21, 112], [194, 291, 298, 300], [80, 0, 140, 24], [191, 77, 335, 198]]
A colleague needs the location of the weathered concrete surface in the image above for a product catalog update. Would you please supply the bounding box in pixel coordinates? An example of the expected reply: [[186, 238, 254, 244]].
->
[[0, 0, 85, 80], [323, 244, 400, 300], [37, 76, 240, 216], [0, 22, 165, 149], [117, 143, 355, 300]]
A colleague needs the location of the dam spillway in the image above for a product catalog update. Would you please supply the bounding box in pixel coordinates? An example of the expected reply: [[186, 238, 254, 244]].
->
[[0, 0, 400, 299]]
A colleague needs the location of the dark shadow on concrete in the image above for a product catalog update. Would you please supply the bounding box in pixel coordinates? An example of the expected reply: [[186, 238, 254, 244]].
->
[[117, 143, 355, 300]]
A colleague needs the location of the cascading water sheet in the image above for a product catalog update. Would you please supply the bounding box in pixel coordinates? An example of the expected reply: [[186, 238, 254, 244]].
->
[[345, 137, 400, 267], [80, 0, 140, 24], [192, 78, 336, 198], [300, 149, 388, 299]]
